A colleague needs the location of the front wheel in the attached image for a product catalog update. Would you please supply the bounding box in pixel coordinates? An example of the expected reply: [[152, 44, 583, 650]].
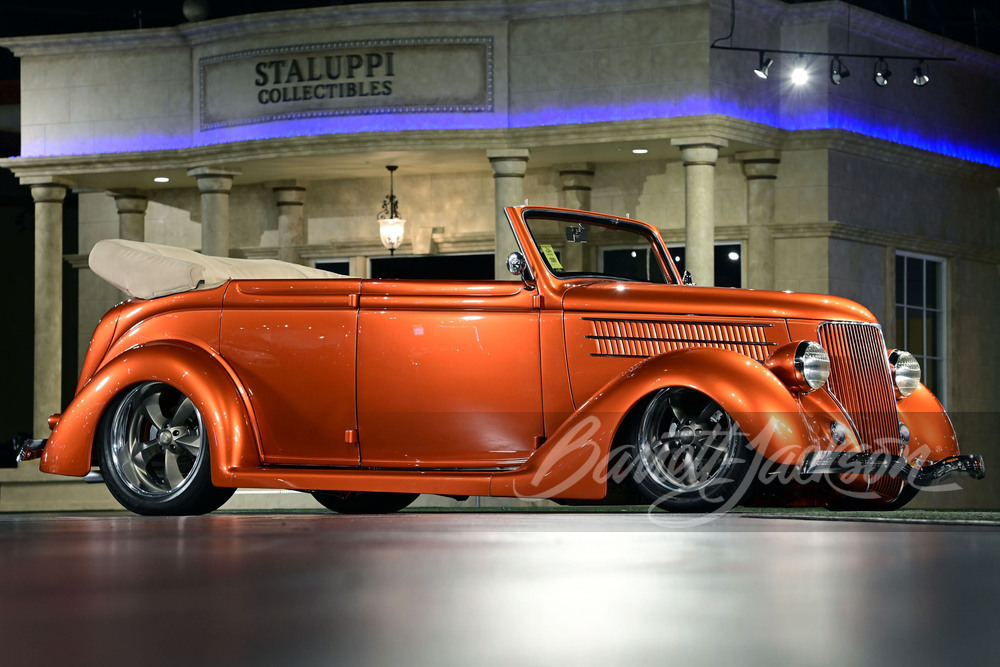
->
[[99, 382, 235, 515], [629, 388, 757, 513], [312, 491, 418, 514]]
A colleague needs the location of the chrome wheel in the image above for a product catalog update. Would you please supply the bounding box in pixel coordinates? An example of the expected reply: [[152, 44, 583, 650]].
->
[[109, 382, 204, 496], [101, 382, 234, 515], [631, 388, 755, 512]]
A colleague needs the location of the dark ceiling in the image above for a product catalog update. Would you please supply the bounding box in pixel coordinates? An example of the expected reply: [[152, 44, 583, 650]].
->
[[0, 0, 998, 79]]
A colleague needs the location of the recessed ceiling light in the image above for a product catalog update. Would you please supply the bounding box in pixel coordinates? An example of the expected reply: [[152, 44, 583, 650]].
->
[[153, 177, 170, 183], [632, 148, 648, 154]]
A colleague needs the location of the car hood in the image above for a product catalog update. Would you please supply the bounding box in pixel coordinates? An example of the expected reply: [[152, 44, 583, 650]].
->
[[561, 281, 878, 323]]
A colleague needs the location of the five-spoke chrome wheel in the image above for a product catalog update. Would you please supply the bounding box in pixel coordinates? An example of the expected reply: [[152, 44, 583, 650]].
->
[[100, 382, 234, 515], [631, 387, 755, 512]]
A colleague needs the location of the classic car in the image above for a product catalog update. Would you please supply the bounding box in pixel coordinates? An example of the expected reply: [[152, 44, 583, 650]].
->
[[4, 205, 985, 515]]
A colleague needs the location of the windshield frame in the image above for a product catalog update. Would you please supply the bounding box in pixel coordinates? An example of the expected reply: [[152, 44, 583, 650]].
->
[[520, 209, 680, 285]]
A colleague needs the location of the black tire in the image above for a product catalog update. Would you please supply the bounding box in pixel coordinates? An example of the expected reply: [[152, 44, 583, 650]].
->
[[629, 388, 757, 513], [312, 491, 419, 514], [99, 382, 235, 516]]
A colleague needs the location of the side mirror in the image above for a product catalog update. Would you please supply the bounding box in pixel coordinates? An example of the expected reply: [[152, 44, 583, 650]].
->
[[682, 270, 695, 285], [506, 251, 527, 276], [506, 251, 535, 291]]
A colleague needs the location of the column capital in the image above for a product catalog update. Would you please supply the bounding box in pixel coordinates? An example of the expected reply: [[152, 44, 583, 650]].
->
[[110, 190, 149, 215], [28, 181, 70, 203], [557, 162, 596, 191], [273, 186, 307, 206], [736, 150, 781, 179], [487, 149, 530, 178], [188, 166, 240, 194], [672, 137, 727, 167]]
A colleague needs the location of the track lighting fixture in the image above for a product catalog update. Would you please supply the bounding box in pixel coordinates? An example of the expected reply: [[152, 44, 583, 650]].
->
[[874, 58, 891, 87], [754, 51, 773, 79], [710, 0, 952, 91], [830, 56, 850, 85]]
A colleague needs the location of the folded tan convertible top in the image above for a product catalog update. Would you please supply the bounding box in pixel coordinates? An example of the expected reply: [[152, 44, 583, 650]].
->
[[89, 239, 349, 300]]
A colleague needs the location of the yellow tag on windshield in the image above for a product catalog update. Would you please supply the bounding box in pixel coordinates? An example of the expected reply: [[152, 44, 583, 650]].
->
[[540, 244, 563, 270]]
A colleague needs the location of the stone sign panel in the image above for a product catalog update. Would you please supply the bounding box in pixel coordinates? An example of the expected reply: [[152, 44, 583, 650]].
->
[[199, 37, 493, 130]]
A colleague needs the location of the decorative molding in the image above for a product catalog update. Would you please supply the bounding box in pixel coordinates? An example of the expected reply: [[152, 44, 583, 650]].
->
[[769, 221, 1000, 264]]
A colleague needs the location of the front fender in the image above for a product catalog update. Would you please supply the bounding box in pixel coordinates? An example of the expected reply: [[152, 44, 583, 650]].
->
[[493, 347, 831, 499], [897, 383, 960, 462], [42, 341, 259, 486]]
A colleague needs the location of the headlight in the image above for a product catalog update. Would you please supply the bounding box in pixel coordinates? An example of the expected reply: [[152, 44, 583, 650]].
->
[[796, 341, 831, 390], [766, 341, 830, 393], [888, 349, 921, 397]]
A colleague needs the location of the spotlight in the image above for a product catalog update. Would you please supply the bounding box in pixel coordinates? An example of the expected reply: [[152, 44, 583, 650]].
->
[[754, 51, 774, 79], [830, 56, 850, 85], [913, 60, 930, 86], [791, 58, 809, 85], [874, 58, 891, 87]]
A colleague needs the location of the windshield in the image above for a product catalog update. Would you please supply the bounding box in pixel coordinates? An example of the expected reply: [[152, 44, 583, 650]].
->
[[523, 214, 675, 284]]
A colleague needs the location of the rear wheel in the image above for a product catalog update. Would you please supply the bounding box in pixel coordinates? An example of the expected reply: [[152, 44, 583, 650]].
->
[[99, 382, 234, 516], [312, 491, 418, 514], [630, 388, 757, 513]]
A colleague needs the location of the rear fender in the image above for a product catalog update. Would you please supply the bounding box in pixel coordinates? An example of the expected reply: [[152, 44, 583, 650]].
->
[[42, 342, 259, 486], [493, 347, 830, 499]]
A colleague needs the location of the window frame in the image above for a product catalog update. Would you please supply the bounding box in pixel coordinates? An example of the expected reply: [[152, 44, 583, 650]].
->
[[894, 250, 947, 404]]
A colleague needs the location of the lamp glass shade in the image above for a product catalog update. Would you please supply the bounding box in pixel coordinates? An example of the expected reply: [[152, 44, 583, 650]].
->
[[379, 217, 406, 251]]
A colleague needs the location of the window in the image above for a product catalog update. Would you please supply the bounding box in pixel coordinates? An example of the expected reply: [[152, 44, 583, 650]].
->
[[370, 253, 495, 280], [895, 252, 946, 400], [669, 243, 743, 288], [314, 259, 351, 275]]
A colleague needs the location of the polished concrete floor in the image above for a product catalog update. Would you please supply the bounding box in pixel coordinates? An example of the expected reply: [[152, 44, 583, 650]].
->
[[1, 511, 997, 666]]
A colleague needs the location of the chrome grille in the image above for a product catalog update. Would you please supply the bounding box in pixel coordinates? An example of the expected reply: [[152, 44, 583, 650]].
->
[[819, 321, 903, 497], [585, 318, 775, 360]]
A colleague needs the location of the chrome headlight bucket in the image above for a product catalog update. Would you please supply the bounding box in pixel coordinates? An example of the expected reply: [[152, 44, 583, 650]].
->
[[766, 341, 831, 393], [797, 341, 831, 390], [888, 349, 921, 397]]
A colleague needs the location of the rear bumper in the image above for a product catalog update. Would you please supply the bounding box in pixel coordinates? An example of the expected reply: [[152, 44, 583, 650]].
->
[[801, 451, 986, 487], [0, 435, 47, 468]]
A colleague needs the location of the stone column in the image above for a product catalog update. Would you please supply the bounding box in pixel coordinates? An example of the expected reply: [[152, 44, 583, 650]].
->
[[188, 167, 240, 256], [671, 137, 728, 287], [557, 163, 596, 211], [737, 151, 781, 291], [487, 149, 530, 279], [112, 190, 148, 241], [273, 186, 307, 264], [29, 179, 70, 437]]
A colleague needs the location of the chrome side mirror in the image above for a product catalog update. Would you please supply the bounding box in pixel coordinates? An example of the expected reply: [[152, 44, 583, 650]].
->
[[506, 251, 527, 276], [506, 251, 535, 290], [682, 270, 695, 285]]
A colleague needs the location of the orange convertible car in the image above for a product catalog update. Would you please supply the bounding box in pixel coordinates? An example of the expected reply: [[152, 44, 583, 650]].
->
[[4, 206, 985, 514]]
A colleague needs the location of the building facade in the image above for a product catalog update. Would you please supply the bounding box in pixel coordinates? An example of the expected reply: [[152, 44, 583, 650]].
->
[[2, 0, 998, 509]]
